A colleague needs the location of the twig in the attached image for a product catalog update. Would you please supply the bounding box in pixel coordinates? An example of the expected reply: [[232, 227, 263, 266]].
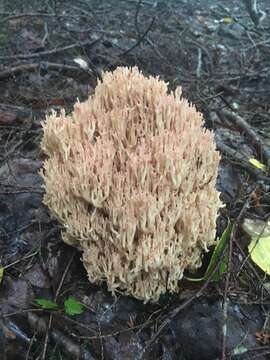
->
[[221, 189, 256, 359], [41, 22, 49, 48], [221, 232, 233, 360], [54, 251, 76, 300], [0, 189, 44, 195], [245, 37, 270, 51], [234, 236, 270, 298], [140, 247, 230, 359], [41, 315, 52, 360], [28, 312, 97, 360], [41, 250, 76, 360], [3, 251, 38, 270], [196, 47, 202, 79], [243, 0, 266, 27], [0, 12, 76, 24], [0, 38, 101, 61], [98, 321, 104, 360], [135, 0, 143, 36], [186, 38, 213, 76], [220, 109, 270, 168], [134, 0, 164, 60], [121, 16, 155, 57], [215, 138, 270, 184]]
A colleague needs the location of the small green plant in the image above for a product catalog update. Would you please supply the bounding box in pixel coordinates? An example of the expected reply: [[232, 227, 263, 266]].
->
[[186, 221, 233, 282], [64, 296, 84, 316], [36, 296, 84, 316]]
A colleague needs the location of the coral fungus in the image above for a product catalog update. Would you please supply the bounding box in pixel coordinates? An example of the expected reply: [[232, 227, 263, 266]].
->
[[41, 67, 222, 301]]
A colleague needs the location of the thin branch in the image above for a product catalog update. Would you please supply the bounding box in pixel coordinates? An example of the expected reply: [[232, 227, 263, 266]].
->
[[121, 16, 155, 57]]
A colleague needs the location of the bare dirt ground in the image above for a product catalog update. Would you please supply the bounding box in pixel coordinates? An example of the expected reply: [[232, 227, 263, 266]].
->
[[0, 0, 270, 359]]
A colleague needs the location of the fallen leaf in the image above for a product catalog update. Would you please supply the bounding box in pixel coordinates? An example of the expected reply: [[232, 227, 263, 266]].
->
[[248, 158, 266, 171], [222, 17, 234, 24]]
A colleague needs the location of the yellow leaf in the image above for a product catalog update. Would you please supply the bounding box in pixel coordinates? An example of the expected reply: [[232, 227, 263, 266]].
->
[[248, 236, 270, 275], [248, 158, 266, 171], [0, 267, 4, 284], [222, 17, 233, 24]]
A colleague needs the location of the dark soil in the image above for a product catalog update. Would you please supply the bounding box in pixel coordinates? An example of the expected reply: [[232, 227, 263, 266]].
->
[[0, 0, 270, 359]]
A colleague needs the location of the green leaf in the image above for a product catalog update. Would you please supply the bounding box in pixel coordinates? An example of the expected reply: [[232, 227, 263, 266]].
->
[[36, 298, 58, 310], [211, 249, 228, 282], [64, 297, 84, 316], [0, 267, 4, 284], [186, 221, 233, 282], [204, 221, 232, 280]]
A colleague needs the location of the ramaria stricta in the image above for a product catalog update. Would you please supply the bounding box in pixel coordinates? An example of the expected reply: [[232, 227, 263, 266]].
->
[[41, 67, 223, 302]]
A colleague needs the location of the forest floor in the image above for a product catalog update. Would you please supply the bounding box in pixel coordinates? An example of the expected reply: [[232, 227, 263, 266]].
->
[[0, 0, 270, 359]]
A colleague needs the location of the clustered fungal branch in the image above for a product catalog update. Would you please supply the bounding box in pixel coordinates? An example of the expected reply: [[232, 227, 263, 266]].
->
[[41, 67, 222, 302]]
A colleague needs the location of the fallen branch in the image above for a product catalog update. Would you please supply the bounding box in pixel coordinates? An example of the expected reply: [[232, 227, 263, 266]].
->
[[0, 62, 89, 80], [0, 38, 101, 61], [215, 137, 270, 184], [0, 12, 76, 24]]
